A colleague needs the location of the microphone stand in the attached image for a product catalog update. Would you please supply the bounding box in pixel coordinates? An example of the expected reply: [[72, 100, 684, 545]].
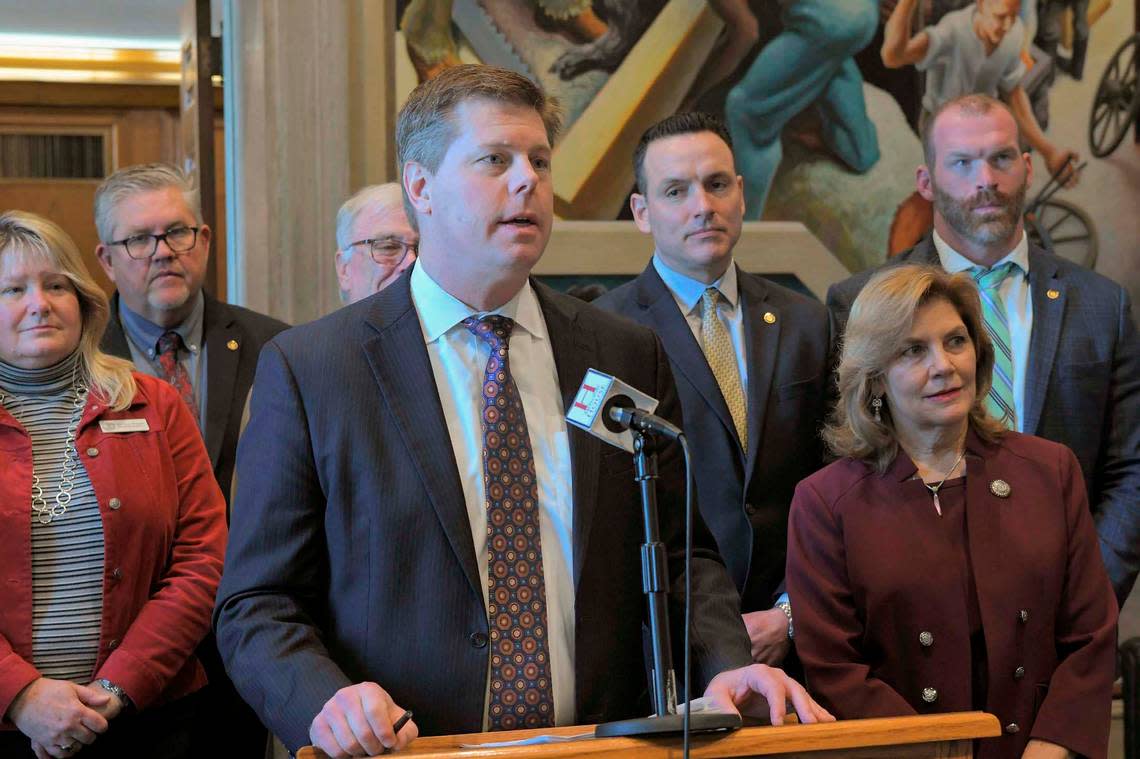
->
[[594, 430, 741, 738]]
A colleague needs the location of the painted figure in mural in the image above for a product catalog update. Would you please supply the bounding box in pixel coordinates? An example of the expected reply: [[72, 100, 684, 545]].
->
[[882, 0, 1079, 184], [927, 0, 1037, 41], [717, 0, 882, 219], [398, 0, 609, 82], [1036, 0, 1090, 80], [549, 0, 668, 79]]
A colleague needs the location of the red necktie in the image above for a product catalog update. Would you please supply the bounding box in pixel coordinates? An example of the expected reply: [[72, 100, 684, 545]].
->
[[156, 330, 200, 420], [464, 315, 555, 730]]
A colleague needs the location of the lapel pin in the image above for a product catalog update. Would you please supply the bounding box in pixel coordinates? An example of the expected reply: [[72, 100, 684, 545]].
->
[[1046, 289, 1060, 300], [989, 479, 1011, 498], [763, 312, 776, 324], [226, 339, 239, 351]]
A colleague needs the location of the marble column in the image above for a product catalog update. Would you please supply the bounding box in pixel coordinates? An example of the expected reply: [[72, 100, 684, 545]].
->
[[223, 0, 396, 324]]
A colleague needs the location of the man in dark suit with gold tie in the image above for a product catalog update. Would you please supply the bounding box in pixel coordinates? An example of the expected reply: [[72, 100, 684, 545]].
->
[[214, 65, 833, 757], [596, 113, 833, 670]]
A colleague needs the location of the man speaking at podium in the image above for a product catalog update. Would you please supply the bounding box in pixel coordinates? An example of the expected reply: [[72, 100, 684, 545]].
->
[[214, 64, 832, 757]]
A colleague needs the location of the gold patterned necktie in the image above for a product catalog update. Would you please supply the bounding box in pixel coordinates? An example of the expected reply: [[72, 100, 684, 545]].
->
[[700, 288, 748, 452]]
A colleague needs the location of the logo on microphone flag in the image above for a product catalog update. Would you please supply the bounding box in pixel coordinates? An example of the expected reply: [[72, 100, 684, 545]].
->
[[565, 369, 659, 453]]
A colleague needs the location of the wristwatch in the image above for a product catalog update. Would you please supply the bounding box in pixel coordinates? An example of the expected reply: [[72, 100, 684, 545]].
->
[[96, 678, 134, 711], [775, 600, 794, 640]]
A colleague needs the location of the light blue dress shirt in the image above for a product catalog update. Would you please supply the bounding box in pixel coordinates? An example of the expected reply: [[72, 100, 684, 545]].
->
[[652, 255, 749, 396], [409, 262, 576, 727], [653, 256, 786, 621], [933, 230, 1033, 433], [119, 292, 208, 431]]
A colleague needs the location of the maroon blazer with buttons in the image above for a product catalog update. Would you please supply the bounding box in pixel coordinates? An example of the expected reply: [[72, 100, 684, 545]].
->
[[787, 429, 1117, 759]]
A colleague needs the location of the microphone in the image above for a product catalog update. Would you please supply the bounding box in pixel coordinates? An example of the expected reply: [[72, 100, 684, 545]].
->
[[567, 372, 727, 745], [608, 406, 682, 441], [565, 369, 678, 452]]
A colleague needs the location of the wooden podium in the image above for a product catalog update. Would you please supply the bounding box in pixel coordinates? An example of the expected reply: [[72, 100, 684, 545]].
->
[[297, 712, 1000, 758]]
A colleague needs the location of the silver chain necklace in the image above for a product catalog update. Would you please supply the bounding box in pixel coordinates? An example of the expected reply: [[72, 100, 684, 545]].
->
[[920, 448, 967, 517], [0, 365, 89, 524]]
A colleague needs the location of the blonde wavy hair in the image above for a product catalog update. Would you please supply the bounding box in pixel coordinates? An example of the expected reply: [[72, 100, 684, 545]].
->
[[825, 264, 1007, 472], [0, 210, 136, 410]]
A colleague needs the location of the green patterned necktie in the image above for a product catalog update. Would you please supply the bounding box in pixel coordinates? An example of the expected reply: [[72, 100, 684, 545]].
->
[[971, 263, 1018, 429], [700, 288, 748, 451]]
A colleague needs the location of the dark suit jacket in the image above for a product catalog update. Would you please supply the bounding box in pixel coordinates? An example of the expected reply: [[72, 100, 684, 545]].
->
[[826, 238, 1140, 605], [212, 274, 751, 752], [596, 263, 832, 611], [787, 431, 1118, 759], [101, 292, 288, 507]]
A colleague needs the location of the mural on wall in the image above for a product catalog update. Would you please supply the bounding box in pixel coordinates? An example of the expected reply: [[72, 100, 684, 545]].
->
[[393, 0, 1140, 305], [399, 0, 666, 125]]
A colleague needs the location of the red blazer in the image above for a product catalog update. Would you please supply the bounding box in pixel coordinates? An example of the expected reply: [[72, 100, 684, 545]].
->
[[787, 430, 1117, 759], [0, 373, 227, 721]]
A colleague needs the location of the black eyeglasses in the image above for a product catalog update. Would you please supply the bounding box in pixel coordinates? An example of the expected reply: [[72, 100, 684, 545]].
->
[[349, 237, 417, 267], [110, 226, 200, 260]]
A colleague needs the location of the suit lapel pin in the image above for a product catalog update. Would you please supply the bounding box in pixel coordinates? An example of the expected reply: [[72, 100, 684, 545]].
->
[[1046, 289, 1060, 300], [763, 312, 776, 324], [226, 339, 239, 351], [989, 479, 1011, 498]]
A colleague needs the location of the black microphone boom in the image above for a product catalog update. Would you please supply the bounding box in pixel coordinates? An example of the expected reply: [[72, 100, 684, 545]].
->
[[568, 370, 740, 746], [605, 401, 683, 440]]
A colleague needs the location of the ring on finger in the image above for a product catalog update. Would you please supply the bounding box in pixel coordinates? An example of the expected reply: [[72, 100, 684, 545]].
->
[[56, 742, 78, 753]]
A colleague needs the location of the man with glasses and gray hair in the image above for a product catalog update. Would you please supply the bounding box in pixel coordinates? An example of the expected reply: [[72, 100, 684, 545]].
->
[[334, 183, 418, 304], [93, 162, 286, 758]]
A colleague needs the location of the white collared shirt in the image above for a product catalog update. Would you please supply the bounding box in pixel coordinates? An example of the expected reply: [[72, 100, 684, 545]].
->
[[933, 230, 1033, 432], [409, 262, 576, 727], [652, 255, 749, 396]]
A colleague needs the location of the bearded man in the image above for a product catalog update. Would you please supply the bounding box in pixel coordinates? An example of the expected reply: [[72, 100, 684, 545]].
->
[[827, 93, 1140, 608]]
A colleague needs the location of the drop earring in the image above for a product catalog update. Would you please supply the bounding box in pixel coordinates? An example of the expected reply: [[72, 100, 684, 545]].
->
[[871, 395, 883, 422]]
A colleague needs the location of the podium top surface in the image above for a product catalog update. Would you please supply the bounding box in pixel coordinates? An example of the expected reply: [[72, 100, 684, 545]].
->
[[297, 711, 1001, 758]]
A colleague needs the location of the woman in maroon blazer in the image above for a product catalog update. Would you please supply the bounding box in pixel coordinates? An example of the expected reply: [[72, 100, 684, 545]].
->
[[788, 264, 1117, 759]]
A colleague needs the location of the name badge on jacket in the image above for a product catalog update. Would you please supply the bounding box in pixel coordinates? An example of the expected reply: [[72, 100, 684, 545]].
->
[[99, 419, 150, 433]]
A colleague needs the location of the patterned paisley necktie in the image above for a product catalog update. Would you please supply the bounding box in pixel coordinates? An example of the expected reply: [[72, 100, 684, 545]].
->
[[156, 330, 199, 420], [463, 315, 555, 730]]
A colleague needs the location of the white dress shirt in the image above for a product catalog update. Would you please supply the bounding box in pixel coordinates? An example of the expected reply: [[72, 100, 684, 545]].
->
[[409, 262, 576, 727], [652, 255, 750, 395], [934, 230, 1033, 432]]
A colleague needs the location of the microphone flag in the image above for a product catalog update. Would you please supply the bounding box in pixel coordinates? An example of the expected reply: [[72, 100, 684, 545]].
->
[[565, 369, 659, 453]]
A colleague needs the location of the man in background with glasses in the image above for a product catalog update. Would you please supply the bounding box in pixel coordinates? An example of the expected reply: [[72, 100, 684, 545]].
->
[[93, 162, 286, 759], [334, 183, 419, 305]]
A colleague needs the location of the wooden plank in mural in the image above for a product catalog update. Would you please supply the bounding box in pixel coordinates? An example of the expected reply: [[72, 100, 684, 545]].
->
[[550, 0, 722, 219]]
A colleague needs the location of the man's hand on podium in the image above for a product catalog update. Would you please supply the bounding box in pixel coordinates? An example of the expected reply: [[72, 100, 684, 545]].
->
[[743, 609, 792, 665], [309, 683, 418, 758], [702, 664, 835, 726]]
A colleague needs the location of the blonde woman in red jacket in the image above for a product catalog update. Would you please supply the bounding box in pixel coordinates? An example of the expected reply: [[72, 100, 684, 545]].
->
[[788, 265, 1117, 759], [0, 211, 226, 759]]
